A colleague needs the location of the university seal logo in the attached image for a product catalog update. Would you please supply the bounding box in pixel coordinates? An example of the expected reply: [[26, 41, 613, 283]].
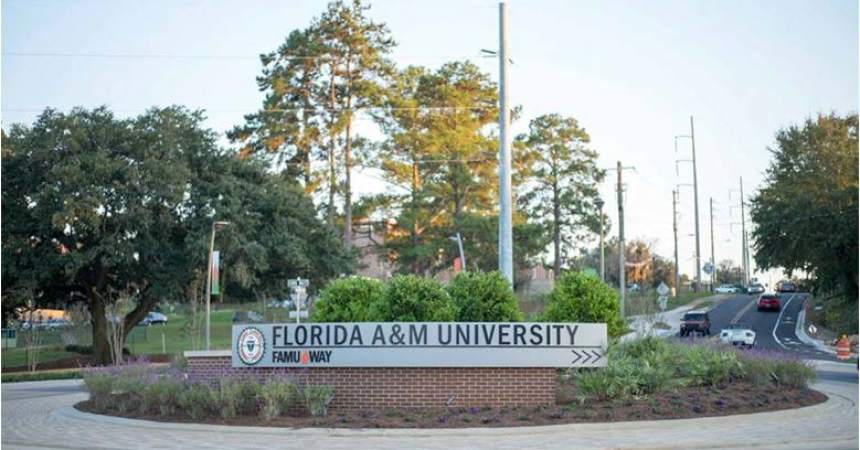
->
[[237, 327, 265, 365]]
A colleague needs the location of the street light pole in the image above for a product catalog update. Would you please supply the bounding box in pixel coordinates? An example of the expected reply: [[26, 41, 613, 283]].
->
[[497, 1, 514, 284], [596, 198, 605, 282], [450, 232, 466, 271], [616, 161, 626, 317], [673, 189, 680, 298], [205, 220, 230, 351], [739, 177, 748, 285], [710, 197, 716, 289]]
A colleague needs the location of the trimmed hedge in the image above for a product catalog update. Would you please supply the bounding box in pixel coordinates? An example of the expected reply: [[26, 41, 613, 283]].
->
[[448, 271, 523, 322]]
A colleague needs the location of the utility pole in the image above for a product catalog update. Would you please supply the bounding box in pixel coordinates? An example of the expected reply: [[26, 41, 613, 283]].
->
[[739, 177, 748, 285], [690, 116, 702, 292], [616, 161, 626, 317], [710, 197, 716, 288], [673, 189, 680, 298], [497, 1, 513, 284]]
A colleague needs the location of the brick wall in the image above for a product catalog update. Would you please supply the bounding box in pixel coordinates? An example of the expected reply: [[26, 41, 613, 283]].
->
[[185, 352, 556, 410]]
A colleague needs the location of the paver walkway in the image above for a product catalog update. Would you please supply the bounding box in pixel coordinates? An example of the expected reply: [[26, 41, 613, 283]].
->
[[2, 361, 857, 449]]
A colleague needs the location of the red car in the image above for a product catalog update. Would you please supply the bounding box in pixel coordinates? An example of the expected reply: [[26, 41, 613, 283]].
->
[[757, 295, 781, 312]]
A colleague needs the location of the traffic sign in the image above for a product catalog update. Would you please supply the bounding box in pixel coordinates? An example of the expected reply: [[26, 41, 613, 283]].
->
[[289, 311, 309, 319], [703, 262, 714, 275], [656, 282, 670, 296], [288, 278, 309, 288], [658, 295, 668, 311]]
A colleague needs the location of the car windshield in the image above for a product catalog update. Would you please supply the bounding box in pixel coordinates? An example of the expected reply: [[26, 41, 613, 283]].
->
[[683, 313, 705, 321], [726, 324, 750, 330]]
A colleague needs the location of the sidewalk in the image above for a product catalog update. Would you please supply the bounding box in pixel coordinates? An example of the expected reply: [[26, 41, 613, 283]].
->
[[796, 300, 859, 358]]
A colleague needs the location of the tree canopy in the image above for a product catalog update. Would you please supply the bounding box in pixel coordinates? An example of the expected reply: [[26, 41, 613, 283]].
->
[[749, 113, 858, 331], [2, 106, 353, 363]]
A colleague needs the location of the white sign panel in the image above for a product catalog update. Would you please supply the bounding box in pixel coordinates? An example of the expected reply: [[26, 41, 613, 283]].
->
[[232, 322, 607, 368]]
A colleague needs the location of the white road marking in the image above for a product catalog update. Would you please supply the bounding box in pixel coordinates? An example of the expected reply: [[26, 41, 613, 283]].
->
[[730, 296, 757, 324], [772, 294, 796, 350]]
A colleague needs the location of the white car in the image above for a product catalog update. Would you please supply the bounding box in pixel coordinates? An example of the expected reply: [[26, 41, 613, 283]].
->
[[715, 284, 738, 294], [720, 323, 756, 348]]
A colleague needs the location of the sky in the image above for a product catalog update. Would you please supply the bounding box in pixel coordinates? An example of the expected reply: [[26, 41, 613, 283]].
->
[[3, 0, 858, 283]]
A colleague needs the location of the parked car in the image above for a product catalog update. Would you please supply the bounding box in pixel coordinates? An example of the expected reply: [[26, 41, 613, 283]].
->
[[680, 310, 711, 336], [627, 283, 641, 293], [776, 281, 797, 293], [715, 284, 738, 294], [746, 283, 765, 294], [757, 294, 781, 312], [232, 310, 263, 323], [720, 323, 756, 348], [44, 318, 70, 329], [267, 299, 294, 309], [140, 311, 168, 326]]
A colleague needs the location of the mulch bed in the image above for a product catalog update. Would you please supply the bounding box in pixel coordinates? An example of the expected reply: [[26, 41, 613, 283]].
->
[[74, 382, 826, 428], [4, 354, 170, 373]]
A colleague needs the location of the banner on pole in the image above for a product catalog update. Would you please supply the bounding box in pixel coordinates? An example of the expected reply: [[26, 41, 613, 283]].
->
[[211, 251, 221, 295]]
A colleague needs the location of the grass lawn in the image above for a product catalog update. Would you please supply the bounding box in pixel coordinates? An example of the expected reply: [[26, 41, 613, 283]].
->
[[1, 306, 291, 369], [1, 348, 79, 369]]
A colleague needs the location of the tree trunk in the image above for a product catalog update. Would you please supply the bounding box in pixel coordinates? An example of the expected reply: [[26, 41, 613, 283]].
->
[[90, 294, 112, 365], [342, 57, 353, 249], [411, 160, 420, 274], [327, 70, 337, 228], [553, 181, 561, 276], [343, 118, 352, 248]]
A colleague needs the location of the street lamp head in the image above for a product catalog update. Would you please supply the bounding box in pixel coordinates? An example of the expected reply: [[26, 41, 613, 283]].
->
[[595, 198, 604, 210]]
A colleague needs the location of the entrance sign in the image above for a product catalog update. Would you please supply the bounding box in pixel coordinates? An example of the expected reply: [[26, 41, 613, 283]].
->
[[232, 322, 607, 368]]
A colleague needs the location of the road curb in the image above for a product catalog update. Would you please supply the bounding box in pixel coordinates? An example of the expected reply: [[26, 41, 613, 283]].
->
[[796, 299, 838, 355]]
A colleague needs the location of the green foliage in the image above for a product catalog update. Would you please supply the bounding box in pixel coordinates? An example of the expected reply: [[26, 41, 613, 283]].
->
[[2, 106, 355, 364], [153, 379, 184, 416], [311, 277, 384, 322], [259, 378, 300, 420], [369, 275, 456, 321], [178, 383, 215, 421], [575, 338, 816, 401], [1, 370, 82, 383], [448, 271, 522, 322], [750, 113, 858, 332], [515, 114, 605, 273], [543, 271, 625, 337], [303, 385, 335, 417], [82, 372, 115, 410], [213, 378, 243, 419]]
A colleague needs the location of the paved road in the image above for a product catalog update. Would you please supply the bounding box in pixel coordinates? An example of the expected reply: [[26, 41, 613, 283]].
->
[[2, 364, 856, 450], [678, 292, 840, 361]]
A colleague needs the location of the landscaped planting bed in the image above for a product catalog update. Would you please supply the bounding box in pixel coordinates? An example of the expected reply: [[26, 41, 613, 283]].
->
[[75, 338, 826, 428]]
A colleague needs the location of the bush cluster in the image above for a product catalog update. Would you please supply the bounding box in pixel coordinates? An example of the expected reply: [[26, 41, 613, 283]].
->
[[574, 337, 817, 400], [81, 363, 334, 420], [314, 271, 520, 323], [544, 271, 626, 336]]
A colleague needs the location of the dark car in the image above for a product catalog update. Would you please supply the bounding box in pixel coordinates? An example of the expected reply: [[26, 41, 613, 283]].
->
[[746, 283, 765, 294], [757, 294, 781, 312], [680, 310, 711, 336], [776, 281, 796, 293]]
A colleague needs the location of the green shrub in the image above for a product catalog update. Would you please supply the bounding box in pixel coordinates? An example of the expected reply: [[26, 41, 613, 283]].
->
[[448, 271, 523, 322], [259, 378, 299, 420], [312, 277, 384, 322], [82, 372, 115, 410], [238, 379, 262, 415], [677, 344, 744, 386], [772, 361, 816, 388], [153, 379, 184, 416], [178, 383, 214, 420], [543, 271, 625, 337], [303, 385, 334, 417], [114, 373, 146, 413], [369, 275, 456, 322], [213, 378, 243, 419], [739, 353, 816, 388]]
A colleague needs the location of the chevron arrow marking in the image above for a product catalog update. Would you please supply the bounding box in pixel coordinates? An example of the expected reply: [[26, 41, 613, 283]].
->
[[570, 350, 582, 365], [590, 350, 603, 364]]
